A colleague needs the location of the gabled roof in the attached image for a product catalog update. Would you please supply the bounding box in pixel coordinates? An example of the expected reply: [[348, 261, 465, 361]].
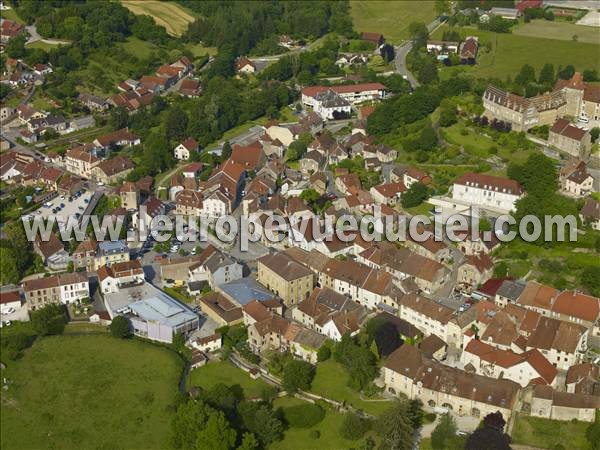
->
[[95, 156, 135, 177], [518, 281, 559, 310], [66, 147, 99, 164], [455, 172, 522, 195], [243, 299, 272, 323], [235, 56, 256, 71], [385, 346, 520, 410], [200, 292, 243, 323], [179, 137, 199, 151], [34, 233, 65, 259], [259, 253, 313, 281], [231, 141, 264, 171], [399, 293, 454, 324], [527, 316, 586, 354], [95, 128, 139, 147], [372, 182, 407, 198], [552, 290, 600, 323], [463, 253, 494, 273], [550, 118, 587, 141], [581, 198, 600, 220]]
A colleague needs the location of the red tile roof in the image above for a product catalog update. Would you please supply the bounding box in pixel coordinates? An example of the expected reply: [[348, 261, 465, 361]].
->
[[231, 141, 265, 171], [0, 290, 21, 305], [552, 290, 600, 323], [180, 137, 198, 151], [550, 118, 587, 141], [455, 172, 522, 195]]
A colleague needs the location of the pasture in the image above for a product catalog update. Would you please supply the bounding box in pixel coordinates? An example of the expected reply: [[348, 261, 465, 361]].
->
[[350, 1, 438, 43], [121, 0, 196, 36], [1, 335, 183, 450], [432, 25, 599, 80], [513, 19, 600, 44]]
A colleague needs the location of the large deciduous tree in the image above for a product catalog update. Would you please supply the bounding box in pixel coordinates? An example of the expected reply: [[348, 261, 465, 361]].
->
[[282, 360, 315, 393]]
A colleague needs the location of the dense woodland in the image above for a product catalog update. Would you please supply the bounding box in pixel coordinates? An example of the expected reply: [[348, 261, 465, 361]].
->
[[180, 0, 353, 54]]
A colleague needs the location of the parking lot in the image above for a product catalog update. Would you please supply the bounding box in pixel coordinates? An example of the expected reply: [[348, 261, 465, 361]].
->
[[24, 189, 94, 229], [0, 303, 29, 325]]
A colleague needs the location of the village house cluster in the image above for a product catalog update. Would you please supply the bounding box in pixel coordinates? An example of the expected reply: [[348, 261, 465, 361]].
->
[[1, 8, 599, 439], [483, 72, 598, 158]]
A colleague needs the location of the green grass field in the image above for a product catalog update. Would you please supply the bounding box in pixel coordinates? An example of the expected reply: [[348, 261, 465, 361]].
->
[[121, 0, 196, 36], [432, 25, 600, 80], [513, 19, 600, 44], [123, 36, 159, 58], [350, 1, 438, 44], [493, 230, 600, 286], [311, 360, 392, 416], [440, 121, 532, 166], [271, 396, 377, 450], [25, 40, 68, 51], [185, 42, 218, 57], [404, 201, 435, 217], [188, 361, 271, 398], [441, 123, 496, 158], [1, 335, 183, 450], [512, 414, 592, 450], [1, 7, 24, 23]]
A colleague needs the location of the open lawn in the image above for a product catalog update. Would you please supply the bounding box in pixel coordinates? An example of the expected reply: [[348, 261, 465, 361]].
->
[[512, 414, 591, 450], [404, 201, 435, 217], [350, 1, 438, 44], [271, 396, 377, 450], [420, 438, 433, 450], [204, 117, 267, 150], [513, 19, 600, 44], [441, 123, 496, 158], [188, 360, 271, 398], [440, 122, 533, 166], [123, 36, 158, 58], [1, 335, 183, 450], [25, 40, 68, 51], [185, 42, 218, 57], [121, 0, 196, 36], [432, 25, 599, 80], [311, 360, 393, 416]]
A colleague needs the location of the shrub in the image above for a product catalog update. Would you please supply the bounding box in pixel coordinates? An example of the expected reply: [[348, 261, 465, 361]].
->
[[283, 403, 325, 428], [309, 430, 320, 439], [424, 412, 437, 424], [109, 315, 131, 338], [340, 413, 372, 440], [31, 304, 68, 336], [362, 382, 383, 398], [317, 345, 331, 362]]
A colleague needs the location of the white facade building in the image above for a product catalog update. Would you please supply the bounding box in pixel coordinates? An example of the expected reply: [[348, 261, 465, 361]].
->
[[452, 172, 523, 213]]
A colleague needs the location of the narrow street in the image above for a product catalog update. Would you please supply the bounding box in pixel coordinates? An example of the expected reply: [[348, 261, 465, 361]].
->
[[393, 18, 443, 89]]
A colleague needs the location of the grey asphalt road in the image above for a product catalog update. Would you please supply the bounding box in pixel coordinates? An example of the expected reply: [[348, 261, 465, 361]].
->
[[393, 18, 442, 89]]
